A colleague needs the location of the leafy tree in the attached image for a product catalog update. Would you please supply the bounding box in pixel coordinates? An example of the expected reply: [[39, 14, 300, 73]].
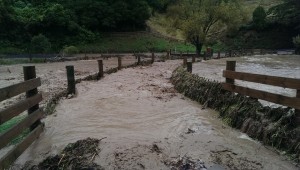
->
[[252, 6, 267, 30], [166, 0, 248, 58], [268, 0, 300, 30], [0, 0, 152, 52], [0, 0, 22, 42], [146, 0, 174, 14], [293, 35, 300, 54], [31, 34, 51, 53]]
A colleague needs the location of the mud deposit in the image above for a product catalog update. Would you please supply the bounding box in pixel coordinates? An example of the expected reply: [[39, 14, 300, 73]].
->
[[11, 61, 297, 169]]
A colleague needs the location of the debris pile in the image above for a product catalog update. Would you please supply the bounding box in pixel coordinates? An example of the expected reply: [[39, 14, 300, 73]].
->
[[26, 138, 105, 170], [171, 67, 300, 162], [165, 156, 207, 170]]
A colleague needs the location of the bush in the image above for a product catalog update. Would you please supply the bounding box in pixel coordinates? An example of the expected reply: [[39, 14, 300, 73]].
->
[[293, 35, 300, 54], [293, 35, 300, 48], [63, 46, 79, 56], [31, 34, 51, 53]]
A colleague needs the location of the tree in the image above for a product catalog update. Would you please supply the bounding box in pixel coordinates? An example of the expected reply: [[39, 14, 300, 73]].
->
[[31, 34, 51, 53], [252, 6, 267, 30], [166, 0, 248, 58], [268, 0, 300, 30]]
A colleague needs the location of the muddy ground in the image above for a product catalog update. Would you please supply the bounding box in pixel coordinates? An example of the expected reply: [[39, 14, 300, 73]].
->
[[9, 60, 298, 169]]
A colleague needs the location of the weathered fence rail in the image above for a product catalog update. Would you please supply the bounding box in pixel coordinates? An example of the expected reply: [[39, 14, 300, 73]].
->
[[222, 61, 300, 124], [0, 66, 44, 170]]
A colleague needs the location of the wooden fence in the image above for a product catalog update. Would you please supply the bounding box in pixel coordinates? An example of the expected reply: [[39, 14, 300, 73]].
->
[[0, 66, 44, 170], [222, 61, 300, 124], [171, 48, 281, 59]]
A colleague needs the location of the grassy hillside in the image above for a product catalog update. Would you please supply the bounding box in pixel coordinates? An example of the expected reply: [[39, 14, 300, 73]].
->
[[76, 32, 195, 53]]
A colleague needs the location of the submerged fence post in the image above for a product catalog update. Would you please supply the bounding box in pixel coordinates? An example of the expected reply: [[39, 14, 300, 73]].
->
[[66, 65, 75, 95], [187, 62, 192, 73], [23, 66, 41, 130], [97, 60, 103, 80], [118, 56, 122, 70], [225, 61, 236, 84]]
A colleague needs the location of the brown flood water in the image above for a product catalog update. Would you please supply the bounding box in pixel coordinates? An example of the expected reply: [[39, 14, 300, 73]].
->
[[12, 60, 297, 169], [193, 55, 300, 107]]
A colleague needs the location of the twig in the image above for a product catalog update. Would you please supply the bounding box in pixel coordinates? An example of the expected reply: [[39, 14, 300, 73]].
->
[[58, 154, 65, 166], [90, 152, 97, 163], [99, 137, 107, 141]]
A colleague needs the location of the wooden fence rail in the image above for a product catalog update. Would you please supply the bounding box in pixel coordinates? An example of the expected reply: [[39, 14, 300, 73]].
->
[[222, 61, 300, 124], [0, 66, 44, 170]]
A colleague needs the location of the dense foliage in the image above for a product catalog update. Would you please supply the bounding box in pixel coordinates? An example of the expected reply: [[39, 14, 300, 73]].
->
[[165, 0, 248, 57], [0, 0, 151, 52], [227, 0, 300, 49]]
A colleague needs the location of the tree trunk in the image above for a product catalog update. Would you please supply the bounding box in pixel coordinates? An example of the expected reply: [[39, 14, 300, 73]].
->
[[195, 42, 203, 59]]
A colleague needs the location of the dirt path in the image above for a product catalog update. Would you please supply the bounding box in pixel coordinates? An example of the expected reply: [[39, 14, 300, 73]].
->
[[14, 61, 297, 169]]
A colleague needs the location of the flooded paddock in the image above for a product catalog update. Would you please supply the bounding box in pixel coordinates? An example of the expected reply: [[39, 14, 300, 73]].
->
[[11, 61, 297, 169], [193, 55, 300, 107]]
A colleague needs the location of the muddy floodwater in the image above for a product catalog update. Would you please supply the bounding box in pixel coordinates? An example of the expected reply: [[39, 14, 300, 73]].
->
[[12, 60, 297, 169], [193, 55, 300, 107], [0, 56, 137, 109]]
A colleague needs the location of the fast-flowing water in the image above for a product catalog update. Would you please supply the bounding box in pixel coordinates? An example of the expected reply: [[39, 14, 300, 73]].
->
[[193, 55, 300, 107], [10, 60, 297, 170]]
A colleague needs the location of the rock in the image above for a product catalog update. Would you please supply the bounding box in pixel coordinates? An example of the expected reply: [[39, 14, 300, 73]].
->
[[67, 94, 73, 99], [186, 128, 196, 134]]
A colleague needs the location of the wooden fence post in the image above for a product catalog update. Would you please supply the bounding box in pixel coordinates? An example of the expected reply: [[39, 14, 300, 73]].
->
[[97, 60, 103, 80], [183, 56, 187, 67], [192, 55, 196, 63], [152, 53, 155, 63], [23, 66, 40, 130], [296, 90, 300, 125], [187, 62, 192, 73], [166, 50, 170, 60], [118, 56, 122, 70], [226, 61, 236, 84], [137, 56, 141, 65], [66, 65, 75, 95]]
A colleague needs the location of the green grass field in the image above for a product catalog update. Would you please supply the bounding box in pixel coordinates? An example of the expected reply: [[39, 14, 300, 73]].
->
[[0, 58, 45, 65], [76, 32, 196, 53]]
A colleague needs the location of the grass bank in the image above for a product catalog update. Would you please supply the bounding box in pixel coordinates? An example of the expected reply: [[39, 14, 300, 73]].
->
[[0, 114, 29, 145], [76, 32, 195, 53], [0, 58, 45, 65]]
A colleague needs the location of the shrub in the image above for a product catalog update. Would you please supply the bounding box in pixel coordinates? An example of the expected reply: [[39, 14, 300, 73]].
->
[[31, 34, 51, 53], [293, 35, 300, 54], [63, 46, 79, 56]]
